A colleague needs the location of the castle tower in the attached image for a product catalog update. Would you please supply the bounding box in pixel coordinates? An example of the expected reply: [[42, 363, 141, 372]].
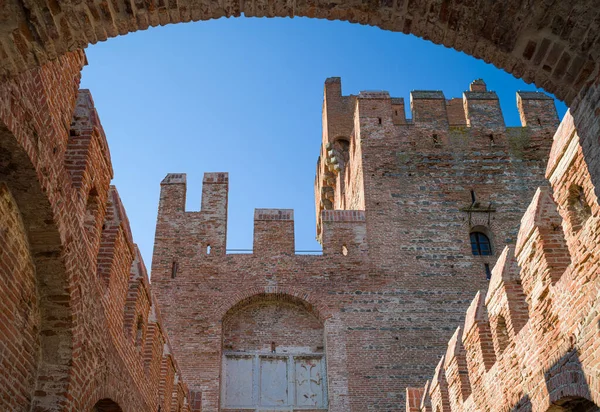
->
[[152, 78, 558, 412]]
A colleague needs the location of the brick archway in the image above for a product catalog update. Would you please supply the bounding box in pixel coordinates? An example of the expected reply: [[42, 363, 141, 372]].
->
[[217, 286, 333, 323], [1, 0, 599, 104], [0, 122, 74, 409]]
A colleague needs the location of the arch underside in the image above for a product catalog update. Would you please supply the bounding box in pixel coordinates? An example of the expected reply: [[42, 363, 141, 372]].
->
[[0, 0, 599, 102], [0, 121, 73, 410]]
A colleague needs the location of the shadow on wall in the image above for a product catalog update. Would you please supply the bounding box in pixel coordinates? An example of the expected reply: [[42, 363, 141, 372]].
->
[[512, 350, 600, 412], [543, 350, 600, 412]]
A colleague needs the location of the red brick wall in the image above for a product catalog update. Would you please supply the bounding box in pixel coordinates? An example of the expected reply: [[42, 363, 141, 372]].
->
[[153, 78, 560, 411], [0, 183, 39, 411], [407, 107, 600, 411], [223, 299, 324, 352], [0, 52, 193, 412]]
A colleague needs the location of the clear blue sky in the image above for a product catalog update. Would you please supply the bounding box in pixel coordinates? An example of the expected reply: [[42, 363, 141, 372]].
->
[[80, 17, 568, 271]]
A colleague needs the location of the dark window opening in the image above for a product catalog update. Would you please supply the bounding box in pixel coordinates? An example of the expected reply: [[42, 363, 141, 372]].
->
[[471, 232, 492, 256], [488, 134, 495, 146], [378, 117, 382, 125], [470, 189, 476, 203], [432, 134, 440, 146], [485, 263, 492, 280], [171, 261, 178, 279]]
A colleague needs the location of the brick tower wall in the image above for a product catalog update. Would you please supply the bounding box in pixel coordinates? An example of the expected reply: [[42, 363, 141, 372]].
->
[[153, 78, 559, 411]]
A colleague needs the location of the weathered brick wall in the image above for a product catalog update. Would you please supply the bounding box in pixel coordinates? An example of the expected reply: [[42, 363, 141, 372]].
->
[[0, 183, 39, 411], [223, 299, 324, 352], [2, 0, 599, 109], [0, 52, 192, 411], [153, 78, 560, 411], [406, 108, 600, 411]]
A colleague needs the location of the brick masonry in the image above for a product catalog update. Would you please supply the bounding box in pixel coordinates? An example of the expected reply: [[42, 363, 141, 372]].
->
[[151, 78, 577, 411], [0, 51, 194, 411], [405, 107, 600, 412], [0, 47, 598, 412], [0, 0, 599, 105]]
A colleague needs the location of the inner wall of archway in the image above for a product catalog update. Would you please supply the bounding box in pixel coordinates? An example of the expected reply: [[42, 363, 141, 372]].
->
[[0, 184, 39, 411]]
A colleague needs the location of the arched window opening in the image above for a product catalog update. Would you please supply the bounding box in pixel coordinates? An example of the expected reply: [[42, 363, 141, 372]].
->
[[222, 297, 327, 410], [567, 184, 591, 233], [470, 231, 492, 256], [342, 244, 348, 256], [495, 315, 510, 355], [206, 244, 211, 255]]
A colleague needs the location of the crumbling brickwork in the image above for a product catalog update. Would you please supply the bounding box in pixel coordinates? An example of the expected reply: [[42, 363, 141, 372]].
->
[[405, 110, 600, 411], [0, 51, 193, 411], [152, 78, 562, 411]]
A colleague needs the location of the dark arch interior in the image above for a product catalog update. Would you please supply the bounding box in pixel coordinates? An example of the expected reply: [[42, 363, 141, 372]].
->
[[93, 398, 124, 412], [548, 397, 600, 412]]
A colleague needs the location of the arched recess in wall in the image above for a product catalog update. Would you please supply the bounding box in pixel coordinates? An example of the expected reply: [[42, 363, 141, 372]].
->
[[92, 398, 124, 412], [0, 124, 74, 409], [221, 294, 328, 410]]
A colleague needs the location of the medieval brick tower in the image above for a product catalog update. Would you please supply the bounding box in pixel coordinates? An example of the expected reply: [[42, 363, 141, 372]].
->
[[152, 78, 559, 411]]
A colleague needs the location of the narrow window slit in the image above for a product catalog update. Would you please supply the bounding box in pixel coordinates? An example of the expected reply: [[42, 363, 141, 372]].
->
[[484, 263, 492, 280], [171, 260, 178, 279]]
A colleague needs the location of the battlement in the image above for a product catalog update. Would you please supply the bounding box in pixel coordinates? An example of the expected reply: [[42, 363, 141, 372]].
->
[[254, 209, 295, 255], [154, 174, 367, 265], [322, 77, 558, 133], [315, 77, 558, 243], [404, 110, 600, 412]]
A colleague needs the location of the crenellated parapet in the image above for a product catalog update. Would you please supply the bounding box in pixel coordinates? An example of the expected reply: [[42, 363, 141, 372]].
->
[[405, 109, 600, 412], [0, 51, 194, 411], [314, 78, 559, 244], [152, 173, 368, 270]]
